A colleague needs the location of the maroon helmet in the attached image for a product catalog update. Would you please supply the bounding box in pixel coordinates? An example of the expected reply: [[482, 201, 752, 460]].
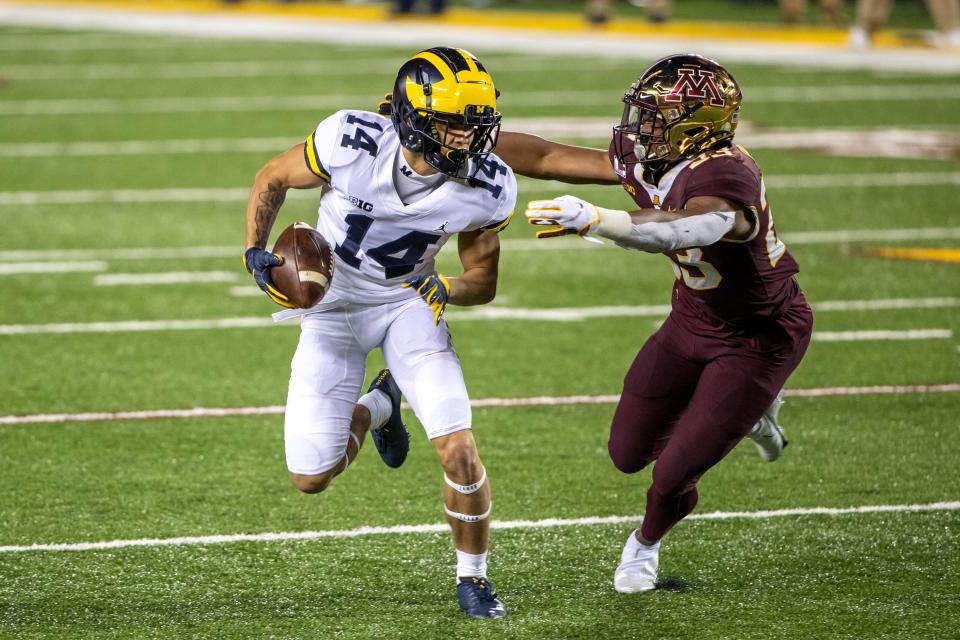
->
[[612, 53, 742, 167]]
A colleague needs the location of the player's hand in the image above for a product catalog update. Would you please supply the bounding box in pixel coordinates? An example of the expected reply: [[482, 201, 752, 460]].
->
[[243, 247, 294, 308], [403, 272, 450, 325], [377, 93, 392, 116], [525, 195, 602, 239]]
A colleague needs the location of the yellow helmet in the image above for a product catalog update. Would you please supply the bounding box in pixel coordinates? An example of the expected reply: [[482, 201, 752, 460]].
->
[[612, 53, 742, 166], [390, 47, 501, 177]]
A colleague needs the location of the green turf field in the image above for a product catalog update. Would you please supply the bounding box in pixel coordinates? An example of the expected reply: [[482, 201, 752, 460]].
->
[[1, 24, 959, 640]]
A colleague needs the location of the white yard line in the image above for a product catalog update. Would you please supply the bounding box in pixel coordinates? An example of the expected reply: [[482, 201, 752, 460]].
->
[[0, 307, 952, 336], [811, 329, 952, 341], [0, 137, 297, 158], [2, 173, 958, 207], [2, 383, 957, 427], [2, 86, 960, 117], [4, 125, 958, 160], [3, 229, 959, 264], [93, 271, 238, 286], [1, 500, 957, 554], [0, 260, 106, 275], [0, 33, 261, 51], [0, 293, 956, 333], [1, 57, 632, 81]]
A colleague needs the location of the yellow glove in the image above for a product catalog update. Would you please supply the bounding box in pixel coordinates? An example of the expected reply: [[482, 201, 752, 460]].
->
[[403, 272, 450, 325]]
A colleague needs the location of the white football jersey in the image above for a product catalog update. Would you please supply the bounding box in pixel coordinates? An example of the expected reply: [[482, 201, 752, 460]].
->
[[303, 109, 517, 305]]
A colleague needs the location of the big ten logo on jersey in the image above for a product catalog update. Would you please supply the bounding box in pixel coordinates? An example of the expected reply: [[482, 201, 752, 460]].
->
[[339, 113, 383, 158], [469, 158, 508, 199], [348, 195, 374, 212]]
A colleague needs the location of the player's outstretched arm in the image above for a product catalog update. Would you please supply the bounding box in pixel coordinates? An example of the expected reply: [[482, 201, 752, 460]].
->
[[526, 194, 754, 252], [495, 131, 620, 185]]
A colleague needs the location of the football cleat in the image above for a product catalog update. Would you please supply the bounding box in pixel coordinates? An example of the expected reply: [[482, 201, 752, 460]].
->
[[747, 390, 788, 462], [614, 529, 659, 594], [367, 369, 409, 469], [457, 577, 507, 619]]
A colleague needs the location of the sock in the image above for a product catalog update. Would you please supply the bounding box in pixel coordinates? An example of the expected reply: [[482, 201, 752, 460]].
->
[[455, 549, 488, 581], [357, 389, 392, 430], [630, 530, 660, 551]]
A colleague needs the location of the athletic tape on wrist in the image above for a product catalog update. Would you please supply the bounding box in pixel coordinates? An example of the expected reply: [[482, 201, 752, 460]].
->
[[443, 466, 487, 494], [443, 501, 492, 523]]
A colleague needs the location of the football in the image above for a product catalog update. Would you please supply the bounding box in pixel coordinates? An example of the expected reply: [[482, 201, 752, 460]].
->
[[270, 222, 335, 309]]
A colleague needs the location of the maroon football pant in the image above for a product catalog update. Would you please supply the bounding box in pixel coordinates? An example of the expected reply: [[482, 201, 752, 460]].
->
[[608, 301, 813, 542]]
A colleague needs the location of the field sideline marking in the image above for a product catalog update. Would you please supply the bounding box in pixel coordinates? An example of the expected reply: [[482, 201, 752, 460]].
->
[[1, 501, 957, 554], [3, 229, 959, 263], [2, 384, 958, 426], [2, 173, 959, 207]]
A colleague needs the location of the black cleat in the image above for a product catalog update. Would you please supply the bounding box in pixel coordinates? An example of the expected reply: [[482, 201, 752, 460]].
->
[[457, 577, 507, 619], [367, 369, 409, 469]]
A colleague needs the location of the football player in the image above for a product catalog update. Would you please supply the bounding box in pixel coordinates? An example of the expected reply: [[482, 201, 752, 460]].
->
[[242, 47, 513, 619], [495, 54, 814, 593]]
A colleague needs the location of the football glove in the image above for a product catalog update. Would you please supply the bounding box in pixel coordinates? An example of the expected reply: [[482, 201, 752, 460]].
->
[[525, 195, 602, 239], [243, 247, 294, 308], [403, 272, 450, 325]]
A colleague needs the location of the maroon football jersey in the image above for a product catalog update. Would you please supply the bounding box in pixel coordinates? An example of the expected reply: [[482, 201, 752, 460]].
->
[[610, 143, 802, 333]]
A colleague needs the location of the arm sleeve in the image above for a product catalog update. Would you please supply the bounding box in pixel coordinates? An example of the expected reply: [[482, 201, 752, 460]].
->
[[596, 210, 736, 252]]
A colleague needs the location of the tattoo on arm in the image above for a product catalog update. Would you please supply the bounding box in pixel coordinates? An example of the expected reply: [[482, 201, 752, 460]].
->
[[253, 185, 286, 247]]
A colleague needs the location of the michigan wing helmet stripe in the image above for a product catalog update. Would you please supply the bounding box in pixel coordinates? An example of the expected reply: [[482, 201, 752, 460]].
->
[[391, 46, 502, 177], [423, 47, 484, 74], [404, 51, 496, 116], [304, 133, 331, 181]]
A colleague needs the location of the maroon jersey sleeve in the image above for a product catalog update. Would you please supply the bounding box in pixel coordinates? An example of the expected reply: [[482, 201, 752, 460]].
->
[[682, 151, 761, 210]]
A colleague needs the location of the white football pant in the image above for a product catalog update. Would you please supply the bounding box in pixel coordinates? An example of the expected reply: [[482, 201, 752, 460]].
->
[[284, 297, 471, 475]]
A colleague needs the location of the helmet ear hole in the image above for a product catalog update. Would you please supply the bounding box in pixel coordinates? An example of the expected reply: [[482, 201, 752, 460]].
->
[[684, 126, 707, 138]]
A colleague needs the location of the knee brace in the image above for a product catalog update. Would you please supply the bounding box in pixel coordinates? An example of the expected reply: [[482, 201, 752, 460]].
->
[[442, 466, 491, 523]]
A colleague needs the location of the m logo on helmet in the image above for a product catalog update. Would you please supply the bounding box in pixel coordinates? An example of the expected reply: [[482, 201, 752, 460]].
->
[[664, 69, 725, 108]]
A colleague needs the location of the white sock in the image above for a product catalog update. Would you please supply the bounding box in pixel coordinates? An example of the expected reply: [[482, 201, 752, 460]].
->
[[357, 389, 392, 430], [622, 529, 660, 559], [455, 549, 488, 580]]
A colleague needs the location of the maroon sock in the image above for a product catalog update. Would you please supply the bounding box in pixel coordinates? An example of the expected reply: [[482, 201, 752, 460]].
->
[[640, 484, 699, 542]]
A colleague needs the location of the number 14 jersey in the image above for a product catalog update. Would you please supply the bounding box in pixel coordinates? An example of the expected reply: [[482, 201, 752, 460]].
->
[[304, 109, 516, 305]]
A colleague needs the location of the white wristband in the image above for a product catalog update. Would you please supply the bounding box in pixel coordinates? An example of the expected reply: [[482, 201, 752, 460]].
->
[[593, 207, 633, 240]]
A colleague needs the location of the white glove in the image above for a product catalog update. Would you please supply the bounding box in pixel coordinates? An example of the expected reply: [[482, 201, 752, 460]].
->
[[525, 195, 602, 239]]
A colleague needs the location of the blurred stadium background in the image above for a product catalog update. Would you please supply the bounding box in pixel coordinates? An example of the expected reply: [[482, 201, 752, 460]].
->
[[0, 1, 958, 638]]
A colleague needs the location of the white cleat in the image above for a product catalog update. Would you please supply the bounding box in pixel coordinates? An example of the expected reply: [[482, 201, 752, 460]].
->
[[747, 390, 787, 462], [613, 529, 660, 593]]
